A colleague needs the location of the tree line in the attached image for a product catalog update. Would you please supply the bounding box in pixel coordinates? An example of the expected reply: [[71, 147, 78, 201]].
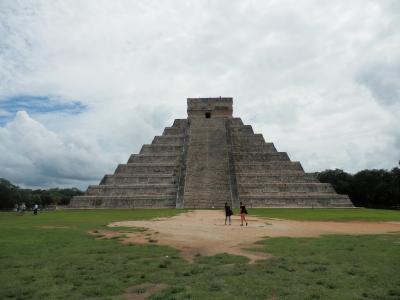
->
[[317, 167, 400, 209], [0, 178, 83, 210], [1, 166, 399, 210]]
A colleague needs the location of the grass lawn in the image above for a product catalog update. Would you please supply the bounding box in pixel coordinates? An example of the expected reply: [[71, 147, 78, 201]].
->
[[250, 207, 400, 222], [0, 209, 399, 299]]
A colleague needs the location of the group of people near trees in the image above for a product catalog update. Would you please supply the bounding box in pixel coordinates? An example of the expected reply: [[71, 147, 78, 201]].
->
[[224, 202, 248, 226], [15, 203, 39, 215]]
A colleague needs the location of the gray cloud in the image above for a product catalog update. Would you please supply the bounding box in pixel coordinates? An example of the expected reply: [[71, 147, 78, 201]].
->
[[357, 62, 400, 106]]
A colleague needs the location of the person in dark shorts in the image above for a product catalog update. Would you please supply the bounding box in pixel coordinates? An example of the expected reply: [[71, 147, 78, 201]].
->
[[224, 202, 233, 225], [239, 202, 248, 226]]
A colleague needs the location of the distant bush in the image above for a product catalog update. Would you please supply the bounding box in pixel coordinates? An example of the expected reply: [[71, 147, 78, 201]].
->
[[0, 178, 83, 210], [317, 167, 400, 209]]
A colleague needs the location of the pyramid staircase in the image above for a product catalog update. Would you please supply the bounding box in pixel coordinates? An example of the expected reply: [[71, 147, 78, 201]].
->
[[229, 118, 352, 208], [70, 98, 353, 208], [70, 119, 188, 208]]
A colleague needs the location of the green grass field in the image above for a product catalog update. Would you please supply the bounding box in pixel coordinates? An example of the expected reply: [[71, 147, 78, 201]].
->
[[1, 208, 399, 300], [250, 208, 400, 222]]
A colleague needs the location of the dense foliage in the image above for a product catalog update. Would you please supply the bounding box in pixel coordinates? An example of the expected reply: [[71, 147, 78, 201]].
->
[[317, 167, 400, 208], [0, 178, 83, 210]]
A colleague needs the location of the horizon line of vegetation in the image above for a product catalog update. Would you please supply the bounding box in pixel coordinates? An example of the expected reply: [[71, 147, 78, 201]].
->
[[0, 165, 399, 210]]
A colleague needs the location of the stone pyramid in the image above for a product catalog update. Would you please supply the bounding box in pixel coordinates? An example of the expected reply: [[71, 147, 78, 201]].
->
[[70, 98, 353, 208]]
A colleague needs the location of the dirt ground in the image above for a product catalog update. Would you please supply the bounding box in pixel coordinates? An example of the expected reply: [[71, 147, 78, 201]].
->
[[104, 210, 400, 263]]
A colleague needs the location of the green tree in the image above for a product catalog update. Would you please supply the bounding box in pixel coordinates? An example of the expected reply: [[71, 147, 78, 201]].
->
[[318, 167, 400, 208], [0, 179, 19, 210], [317, 169, 353, 195], [0, 178, 83, 210]]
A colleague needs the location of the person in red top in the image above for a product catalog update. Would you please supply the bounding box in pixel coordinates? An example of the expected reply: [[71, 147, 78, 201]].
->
[[239, 202, 248, 226]]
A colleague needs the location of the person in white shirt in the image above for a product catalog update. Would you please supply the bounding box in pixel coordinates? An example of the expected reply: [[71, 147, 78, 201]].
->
[[33, 204, 39, 215]]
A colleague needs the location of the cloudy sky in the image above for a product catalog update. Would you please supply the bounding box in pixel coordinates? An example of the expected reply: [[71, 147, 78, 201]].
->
[[0, 0, 399, 189]]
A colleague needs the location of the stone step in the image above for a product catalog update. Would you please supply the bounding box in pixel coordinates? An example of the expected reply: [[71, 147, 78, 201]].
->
[[128, 153, 181, 163], [241, 191, 343, 197], [233, 141, 269, 147], [172, 119, 187, 128], [115, 163, 179, 174], [232, 140, 266, 146], [69, 195, 176, 208], [87, 184, 177, 196], [189, 139, 228, 145], [238, 183, 336, 194], [187, 120, 227, 127], [183, 197, 230, 208], [236, 170, 305, 175], [229, 118, 244, 125], [231, 133, 264, 137], [236, 173, 318, 183], [92, 183, 177, 188], [232, 143, 277, 152], [184, 159, 229, 168], [140, 144, 183, 154], [101, 174, 177, 185], [183, 203, 228, 209], [184, 199, 231, 205], [184, 187, 230, 194], [240, 194, 353, 208], [183, 189, 232, 196], [233, 152, 289, 162], [188, 129, 227, 136], [163, 127, 184, 135], [152, 135, 184, 145], [236, 161, 304, 172], [231, 133, 264, 141], [184, 178, 231, 186], [229, 125, 254, 134]]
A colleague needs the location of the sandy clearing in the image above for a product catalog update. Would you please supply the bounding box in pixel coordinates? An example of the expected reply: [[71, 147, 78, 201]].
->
[[106, 210, 400, 263]]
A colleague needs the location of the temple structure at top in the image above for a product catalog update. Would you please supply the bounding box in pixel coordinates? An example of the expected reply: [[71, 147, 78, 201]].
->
[[70, 97, 353, 208]]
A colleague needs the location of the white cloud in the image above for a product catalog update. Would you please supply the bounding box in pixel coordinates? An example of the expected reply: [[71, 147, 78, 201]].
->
[[0, 111, 113, 188], [0, 0, 399, 188]]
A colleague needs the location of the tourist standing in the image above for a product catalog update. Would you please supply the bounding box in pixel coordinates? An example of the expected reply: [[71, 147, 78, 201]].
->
[[20, 203, 26, 215], [33, 204, 39, 215], [239, 202, 248, 226], [224, 202, 233, 225]]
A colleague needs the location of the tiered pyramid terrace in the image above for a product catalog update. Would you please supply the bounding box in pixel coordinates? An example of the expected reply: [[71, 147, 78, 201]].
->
[[70, 98, 353, 208]]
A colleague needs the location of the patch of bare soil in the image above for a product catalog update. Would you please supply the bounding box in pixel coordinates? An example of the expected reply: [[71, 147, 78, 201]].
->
[[123, 283, 169, 300], [104, 210, 400, 263]]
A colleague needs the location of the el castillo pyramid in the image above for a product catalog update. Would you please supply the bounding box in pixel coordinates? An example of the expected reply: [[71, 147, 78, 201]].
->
[[70, 98, 353, 208]]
